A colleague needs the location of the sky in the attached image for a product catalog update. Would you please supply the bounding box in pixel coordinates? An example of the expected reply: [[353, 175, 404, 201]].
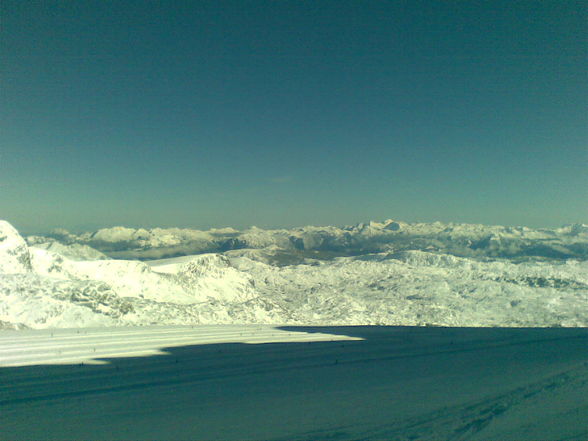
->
[[1, 0, 586, 233]]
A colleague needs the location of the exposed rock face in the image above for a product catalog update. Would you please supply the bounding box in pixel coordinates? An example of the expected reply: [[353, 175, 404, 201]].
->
[[0, 319, 29, 330], [0, 221, 31, 273]]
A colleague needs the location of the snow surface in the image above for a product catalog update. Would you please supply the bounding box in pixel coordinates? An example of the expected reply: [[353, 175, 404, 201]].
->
[[0, 324, 362, 367], [1, 325, 586, 440], [0, 220, 31, 273], [1, 220, 587, 328], [30, 241, 108, 261]]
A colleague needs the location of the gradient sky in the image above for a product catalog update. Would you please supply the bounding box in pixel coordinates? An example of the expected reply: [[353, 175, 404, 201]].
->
[[1, 0, 587, 233]]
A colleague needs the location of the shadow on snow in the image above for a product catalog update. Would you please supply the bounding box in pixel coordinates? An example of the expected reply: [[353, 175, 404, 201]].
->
[[1, 326, 587, 441]]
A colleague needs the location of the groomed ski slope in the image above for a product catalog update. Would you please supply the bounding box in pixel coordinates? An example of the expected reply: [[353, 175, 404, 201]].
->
[[0, 325, 361, 367], [1, 325, 587, 441]]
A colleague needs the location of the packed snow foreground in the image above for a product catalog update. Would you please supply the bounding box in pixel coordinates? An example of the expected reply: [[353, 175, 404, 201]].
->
[[1, 219, 587, 329], [2, 325, 587, 441]]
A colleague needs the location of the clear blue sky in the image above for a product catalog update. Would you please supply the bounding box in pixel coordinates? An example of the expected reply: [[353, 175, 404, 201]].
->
[[1, 0, 586, 232]]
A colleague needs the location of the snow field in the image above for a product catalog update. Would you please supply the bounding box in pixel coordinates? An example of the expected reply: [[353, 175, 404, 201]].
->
[[1, 325, 587, 440]]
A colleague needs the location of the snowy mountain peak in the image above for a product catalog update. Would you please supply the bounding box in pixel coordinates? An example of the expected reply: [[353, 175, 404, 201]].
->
[[178, 254, 232, 276], [21, 218, 588, 261], [31, 241, 108, 261], [0, 220, 32, 273], [567, 223, 588, 236], [91, 226, 141, 243], [353, 219, 404, 233], [175, 254, 257, 302]]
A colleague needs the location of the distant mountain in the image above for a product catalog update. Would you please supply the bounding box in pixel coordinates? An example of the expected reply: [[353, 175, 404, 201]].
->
[[1, 219, 587, 329], [26, 219, 588, 261]]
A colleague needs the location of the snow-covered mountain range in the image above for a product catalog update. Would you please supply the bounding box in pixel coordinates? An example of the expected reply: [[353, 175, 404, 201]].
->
[[2, 219, 587, 329], [26, 219, 588, 261]]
